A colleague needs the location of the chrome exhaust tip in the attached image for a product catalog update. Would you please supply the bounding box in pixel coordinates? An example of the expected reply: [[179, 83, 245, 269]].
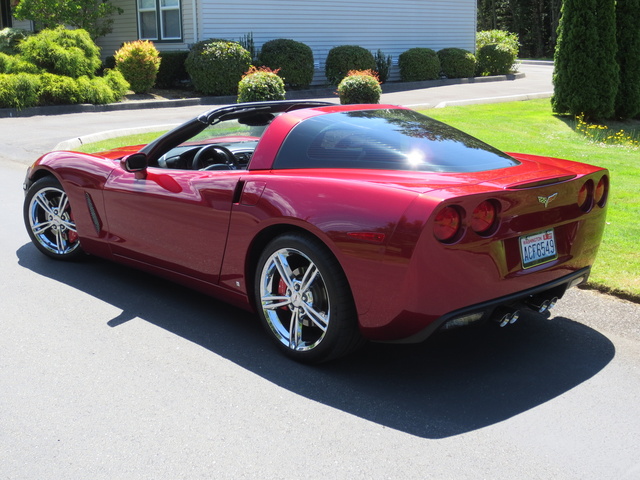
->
[[498, 310, 520, 327]]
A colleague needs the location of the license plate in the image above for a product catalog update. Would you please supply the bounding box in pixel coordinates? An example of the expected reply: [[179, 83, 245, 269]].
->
[[520, 229, 557, 269]]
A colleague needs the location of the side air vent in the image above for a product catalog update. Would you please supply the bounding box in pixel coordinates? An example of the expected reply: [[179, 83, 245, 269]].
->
[[85, 192, 102, 234]]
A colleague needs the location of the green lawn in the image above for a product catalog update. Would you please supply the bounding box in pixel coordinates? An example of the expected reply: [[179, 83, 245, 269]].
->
[[424, 99, 640, 299], [76, 99, 639, 299]]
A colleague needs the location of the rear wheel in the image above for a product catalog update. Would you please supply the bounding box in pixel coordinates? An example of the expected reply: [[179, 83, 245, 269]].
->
[[255, 233, 363, 363], [24, 177, 83, 260]]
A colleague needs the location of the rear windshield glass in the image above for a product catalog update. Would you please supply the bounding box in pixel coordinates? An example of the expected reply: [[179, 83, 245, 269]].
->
[[273, 109, 519, 172]]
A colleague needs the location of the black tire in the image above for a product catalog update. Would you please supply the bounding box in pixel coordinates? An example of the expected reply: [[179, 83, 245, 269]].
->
[[255, 233, 363, 363], [23, 176, 84, 260]]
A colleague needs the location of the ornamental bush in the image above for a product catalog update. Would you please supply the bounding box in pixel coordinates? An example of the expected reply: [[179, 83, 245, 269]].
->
[[18, 27, 101, 78], [476, 44, 516, 75], [37, 73, 82, 105], [438, 48, 476, 78], [337, 70, 382, 104], [186, 39, 251, 95], [374, 49, 392, 83], [114, 40, 160, 94], [0, 73, 40, 108], [0, 52, 41, 74], [475, 30, 519, 76], [257, 39, 314, 89], [155, 50, 189, 89], [398, 48, 440, 82], [0, 28, 32, 55], [325, 45, 376, 85], [102, 68, 130, 99], [237, 66, 286, 103], [476, 30, 520, 54]]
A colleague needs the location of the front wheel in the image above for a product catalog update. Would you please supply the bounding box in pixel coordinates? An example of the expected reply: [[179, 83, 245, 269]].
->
[[255, 233, 363, 363], [24, 176, 83, 260]]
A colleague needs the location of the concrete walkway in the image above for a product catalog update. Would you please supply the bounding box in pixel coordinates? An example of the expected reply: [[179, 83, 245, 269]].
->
[[0, 62, 553, 167]]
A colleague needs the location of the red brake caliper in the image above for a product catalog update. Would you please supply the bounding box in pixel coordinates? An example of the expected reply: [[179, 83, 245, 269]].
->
[[278, 278, 289, 311]]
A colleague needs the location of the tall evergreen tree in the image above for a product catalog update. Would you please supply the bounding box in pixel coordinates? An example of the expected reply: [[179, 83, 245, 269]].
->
[[552, 0, 619, 119], [615, 0, 640, 119]]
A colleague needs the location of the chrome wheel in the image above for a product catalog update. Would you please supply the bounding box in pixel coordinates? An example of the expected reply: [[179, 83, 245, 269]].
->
[[260, 247, 330, 352], [24, 178, 82, 259], [255, 234, 363, 363]]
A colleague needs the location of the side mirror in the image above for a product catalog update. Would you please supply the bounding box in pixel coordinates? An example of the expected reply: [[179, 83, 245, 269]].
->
[[121, 153, 148, 179]]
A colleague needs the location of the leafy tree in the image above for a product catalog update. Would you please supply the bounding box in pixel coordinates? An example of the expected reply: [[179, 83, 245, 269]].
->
[[552, 0, 619, 120], [14, 0, 123, 39], [615, 0, 640, 119]]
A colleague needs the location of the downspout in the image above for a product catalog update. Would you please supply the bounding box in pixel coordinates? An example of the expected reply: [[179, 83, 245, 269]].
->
[[192, 0, 198, 43]]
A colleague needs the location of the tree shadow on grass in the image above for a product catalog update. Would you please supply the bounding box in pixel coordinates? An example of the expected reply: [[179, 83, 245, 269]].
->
[[17, 244, 615, 439]]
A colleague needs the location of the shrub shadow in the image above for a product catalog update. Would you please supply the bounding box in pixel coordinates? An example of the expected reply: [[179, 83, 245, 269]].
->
[[17, 244, 615, 439]]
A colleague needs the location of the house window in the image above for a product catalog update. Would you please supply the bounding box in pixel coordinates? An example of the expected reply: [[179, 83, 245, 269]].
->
[[137, 0, 182, 41]]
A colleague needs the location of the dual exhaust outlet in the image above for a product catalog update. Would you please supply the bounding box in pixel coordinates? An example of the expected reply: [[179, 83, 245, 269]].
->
[[496, 296, 559, 328]]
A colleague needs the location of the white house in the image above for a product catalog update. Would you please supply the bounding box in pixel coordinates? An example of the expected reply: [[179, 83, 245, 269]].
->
[[4, 0, 477, 83]]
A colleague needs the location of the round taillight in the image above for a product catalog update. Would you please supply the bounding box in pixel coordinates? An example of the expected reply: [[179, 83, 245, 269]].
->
[[578, 180, 594, 212], [434, 206, 462, 242], [595, 175, 609, 208], [471, 200, 498, 235]]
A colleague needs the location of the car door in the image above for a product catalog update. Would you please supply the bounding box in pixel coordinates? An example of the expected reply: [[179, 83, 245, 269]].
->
[[101, 164, 242, 284]]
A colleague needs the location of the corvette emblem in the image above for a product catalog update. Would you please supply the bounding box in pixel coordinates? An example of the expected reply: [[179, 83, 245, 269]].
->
[[538, 193, 558, 208]]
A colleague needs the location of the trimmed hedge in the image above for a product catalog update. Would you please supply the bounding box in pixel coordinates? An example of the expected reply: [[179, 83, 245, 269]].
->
[[337, 70, 381, 104], [325, 45, 376, 85], [237, 66, 286, 103], [398, 48, 440, 82], [155, 50, 189, 89], [18, 27, 101, 78], [438, 48, 476, 78], [185, 39, 251, 95], [257, 39, 314, 89]]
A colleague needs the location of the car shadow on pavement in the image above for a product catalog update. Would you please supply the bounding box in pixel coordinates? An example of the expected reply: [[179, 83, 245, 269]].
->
[[17, 244, 615, 440]]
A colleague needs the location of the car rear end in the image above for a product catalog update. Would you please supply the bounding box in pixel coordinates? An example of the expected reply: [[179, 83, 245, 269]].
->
[[361, 155, 609, 342]]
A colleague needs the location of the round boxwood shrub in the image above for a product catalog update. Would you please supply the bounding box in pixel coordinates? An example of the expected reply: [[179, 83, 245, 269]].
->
[[398, 48, 440, 82], [237, 66, 286, 103], [18, 27, 101, 78], [0, 73, 40, 109], [337, 70, 382, 104], [325, 45, 376, 85], [155, 50, 189, 89], [476, 43, 516, 76], [186, 39, 251, 95], [114, 40, 160, 94], [438, 48, 476, 78], [257, 39, 314, 89]]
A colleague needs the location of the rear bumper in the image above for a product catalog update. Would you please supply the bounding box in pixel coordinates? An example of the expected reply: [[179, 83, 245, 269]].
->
[[381, 266, 591, 344]]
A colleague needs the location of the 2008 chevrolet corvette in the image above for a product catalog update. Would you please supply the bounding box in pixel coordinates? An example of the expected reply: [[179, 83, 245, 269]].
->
[[23, 101, 608, 362]]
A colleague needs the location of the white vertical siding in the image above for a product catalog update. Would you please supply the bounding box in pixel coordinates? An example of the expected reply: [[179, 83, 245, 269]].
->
[[96, 0, 193, 58], [198, 0, 477, 82], [96, 0, 477, 81]]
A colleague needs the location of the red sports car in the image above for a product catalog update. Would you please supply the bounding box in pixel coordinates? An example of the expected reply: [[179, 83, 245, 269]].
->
[[23, 101, 609, 362]]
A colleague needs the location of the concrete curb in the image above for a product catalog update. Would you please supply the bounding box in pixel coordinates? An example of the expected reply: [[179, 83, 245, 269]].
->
[[53, 123, 181, 151], [0, 73, 525, 119]]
